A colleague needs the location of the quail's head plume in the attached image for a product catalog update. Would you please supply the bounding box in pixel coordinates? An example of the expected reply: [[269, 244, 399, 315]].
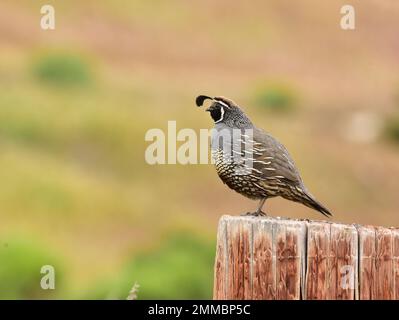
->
[[196, 95, 332, 217]]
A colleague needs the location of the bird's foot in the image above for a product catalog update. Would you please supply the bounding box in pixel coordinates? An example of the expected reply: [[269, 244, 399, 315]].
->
[[256, 210, 267, 217], [240, 210, 267, 217]]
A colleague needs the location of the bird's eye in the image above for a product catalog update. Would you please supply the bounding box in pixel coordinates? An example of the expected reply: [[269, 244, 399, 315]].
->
[[211, 106, 225, 123]]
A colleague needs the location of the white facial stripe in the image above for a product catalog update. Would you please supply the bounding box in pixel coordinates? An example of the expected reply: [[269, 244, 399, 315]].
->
[[215, 100, 230, 109], [214, 106, 225, 123]]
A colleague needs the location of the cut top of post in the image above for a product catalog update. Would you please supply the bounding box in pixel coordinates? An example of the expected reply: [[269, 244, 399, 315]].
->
[[213, 215, 399, 300]]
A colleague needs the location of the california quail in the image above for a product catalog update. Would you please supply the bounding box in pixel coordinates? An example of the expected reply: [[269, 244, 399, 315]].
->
[[196, 95, 332, 217]]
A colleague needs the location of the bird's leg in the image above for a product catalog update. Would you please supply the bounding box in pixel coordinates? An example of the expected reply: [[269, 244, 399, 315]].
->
[[255, 197, 267, 216], [241, 198, 267, 216]]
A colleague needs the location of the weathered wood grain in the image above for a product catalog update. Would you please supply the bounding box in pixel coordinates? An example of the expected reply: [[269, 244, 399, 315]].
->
[[214, 215, 398, 300], [252, 218, 275, 299], [393, 228, 399, 300], [214, 216, 306, 300], [305, 221, 330, 299], [213, 218, 227, 299], [225, 217, 253, 299], [359, 226, 395, 299], [274, 220, 306, 300], [329, 223, 358, 300], [305, 222, 358, 299], [358, 226, 376, 299], [374, 227, 394, 299]]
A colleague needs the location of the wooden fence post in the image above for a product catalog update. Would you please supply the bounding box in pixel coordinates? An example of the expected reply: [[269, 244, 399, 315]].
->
[[213, 215, 399, 300], [305, 221, 358, 299], [358, 226, 399, 299]]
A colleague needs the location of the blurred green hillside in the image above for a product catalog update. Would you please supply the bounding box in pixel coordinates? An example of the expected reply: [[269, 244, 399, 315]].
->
[[0, 0, 399, 299]]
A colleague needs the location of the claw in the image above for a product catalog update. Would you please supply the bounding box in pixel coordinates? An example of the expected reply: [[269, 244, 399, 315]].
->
[[240, 211, 267, 217]]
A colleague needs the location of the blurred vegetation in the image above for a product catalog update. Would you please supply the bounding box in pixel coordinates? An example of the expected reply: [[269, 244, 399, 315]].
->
[[386, 87, 399, 143], [0, 237, 63, 299], [89, 232, 215, 299], [253, 81, 298, 113], [32, 52, 92, 87], [384, 116, 399, 143]]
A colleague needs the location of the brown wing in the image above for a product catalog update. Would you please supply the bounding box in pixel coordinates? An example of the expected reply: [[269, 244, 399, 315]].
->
[[251, 128, 303, 186]]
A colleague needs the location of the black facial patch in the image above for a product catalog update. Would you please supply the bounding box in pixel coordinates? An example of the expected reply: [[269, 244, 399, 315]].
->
[[210, 107, 222, 122]]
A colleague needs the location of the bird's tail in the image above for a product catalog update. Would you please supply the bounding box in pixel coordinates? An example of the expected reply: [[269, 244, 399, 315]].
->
[[292, 187, 333, 218]]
